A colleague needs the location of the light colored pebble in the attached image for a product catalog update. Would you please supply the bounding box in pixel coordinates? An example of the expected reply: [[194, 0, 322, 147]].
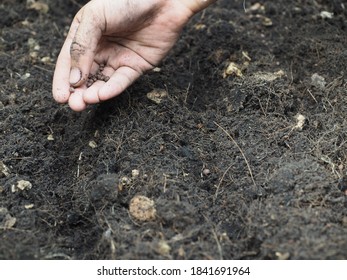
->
[[89, 140, 97, 149], [11, 180, 32, 193], [131, 169, 140, 178]]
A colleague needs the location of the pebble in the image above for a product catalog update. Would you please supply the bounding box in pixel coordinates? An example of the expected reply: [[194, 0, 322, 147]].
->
[[131, 169, 140, 178], [88, 140, 97, 149], [11, 180, 32, 193], [155, 240, 171, 256], [202, 168, 211, 176], [311, 73, 326, 89]]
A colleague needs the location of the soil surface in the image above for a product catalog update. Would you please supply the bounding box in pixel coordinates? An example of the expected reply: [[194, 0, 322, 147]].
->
[[1, 0, 347, 260]]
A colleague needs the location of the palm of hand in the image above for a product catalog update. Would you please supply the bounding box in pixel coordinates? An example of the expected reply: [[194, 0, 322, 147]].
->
[[52, 0, 192, 111]]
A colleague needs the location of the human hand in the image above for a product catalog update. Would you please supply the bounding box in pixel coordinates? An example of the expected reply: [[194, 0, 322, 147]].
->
[[52, 0, 197, 111]]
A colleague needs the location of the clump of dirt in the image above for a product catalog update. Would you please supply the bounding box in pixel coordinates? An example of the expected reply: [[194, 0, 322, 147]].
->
[[0, 0, 346, 260]]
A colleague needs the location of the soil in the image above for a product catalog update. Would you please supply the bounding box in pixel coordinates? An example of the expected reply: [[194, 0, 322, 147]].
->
[[1, 0, 347, 260]]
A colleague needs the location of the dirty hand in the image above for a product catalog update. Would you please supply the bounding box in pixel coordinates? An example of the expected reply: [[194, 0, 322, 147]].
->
[[52, 0, 216, 111]]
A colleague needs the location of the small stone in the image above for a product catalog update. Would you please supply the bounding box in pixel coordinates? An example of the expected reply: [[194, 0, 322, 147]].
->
[[129, 195, 156, 222], [320, 11, 333, 19], [261, 16, 273, 26], [294, 114, 306, 130], [275, 252, 290, 260], [27, 1, 49, 13], [155, 240, 171, 256], [89, 140, 97, 149], [194, 23, 206, 30], [11, 180, 32, 193], [131, 169, 140, 178], [248, 3, 265, 12], [21, 73, 31, 80], [202, 168, 211, 176], [40, 56, 51, 63]]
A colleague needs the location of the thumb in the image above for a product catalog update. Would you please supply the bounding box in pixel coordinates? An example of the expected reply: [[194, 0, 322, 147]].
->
[[69, 3, 104, 87]]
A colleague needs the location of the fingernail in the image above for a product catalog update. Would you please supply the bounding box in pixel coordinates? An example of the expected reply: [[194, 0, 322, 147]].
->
[[69, 67, 82, 85]]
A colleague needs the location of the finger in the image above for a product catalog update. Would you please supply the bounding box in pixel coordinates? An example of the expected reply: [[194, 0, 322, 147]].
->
[[98, 66, 142, 101], [83, 64, 113, 104], [69, 2, 104, 87], [68, 88, 88, 112], [83, 81, 103, 104], [52, 18, 80, 103]]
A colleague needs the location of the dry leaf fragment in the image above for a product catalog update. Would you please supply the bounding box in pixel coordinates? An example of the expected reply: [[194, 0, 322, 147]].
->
[[247, 3, 265, 12], [147, 89, 168, 104], [253, 70, 285, 82], [311, 73, 326, 89], [0, 161, 10, 178], [0, 208, 17, 229], [155, 240, 171, 256], [4, 214, 17, 229], [129, 195, 156, 221], [89, 141, 97, 149], [27, 0, 49, 13], [223, 62, 243, 78]]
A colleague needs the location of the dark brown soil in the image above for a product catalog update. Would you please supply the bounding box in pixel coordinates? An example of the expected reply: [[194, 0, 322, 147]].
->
[[1, 0, 347, 260]]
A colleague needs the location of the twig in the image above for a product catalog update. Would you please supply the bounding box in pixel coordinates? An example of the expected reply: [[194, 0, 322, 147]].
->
[[243, 0, 247, 12], [203, 214, 223, 260], [214, 122, 257, 188], [211, 227, 223, 260], [214, 164, 233, 201], [69, 0, 82, 8], [307, 88, 318, 103]]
